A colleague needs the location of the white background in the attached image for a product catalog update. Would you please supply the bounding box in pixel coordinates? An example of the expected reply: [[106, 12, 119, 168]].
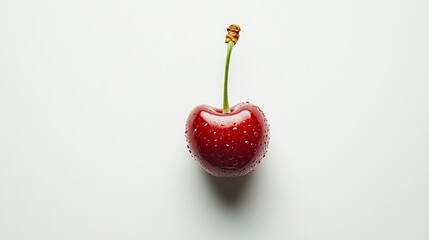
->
[[1, 0, 428, 239]]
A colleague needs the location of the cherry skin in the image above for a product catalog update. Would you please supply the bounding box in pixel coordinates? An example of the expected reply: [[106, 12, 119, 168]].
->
[[186, 102, 269, 177]]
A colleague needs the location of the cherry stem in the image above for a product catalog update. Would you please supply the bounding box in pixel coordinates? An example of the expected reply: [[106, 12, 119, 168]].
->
[[223, 41, 234, 113]]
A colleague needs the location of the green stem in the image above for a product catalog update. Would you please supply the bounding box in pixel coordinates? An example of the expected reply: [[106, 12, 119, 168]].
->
[[223, 41, 234, 113]]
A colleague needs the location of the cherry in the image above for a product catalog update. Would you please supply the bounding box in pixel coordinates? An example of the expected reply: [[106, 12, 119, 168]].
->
[[185, 24, 269, 177]]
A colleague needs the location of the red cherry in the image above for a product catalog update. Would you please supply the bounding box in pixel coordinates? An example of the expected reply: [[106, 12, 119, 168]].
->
[[186, 102, 269, 177], [186, 24, 269, 177]]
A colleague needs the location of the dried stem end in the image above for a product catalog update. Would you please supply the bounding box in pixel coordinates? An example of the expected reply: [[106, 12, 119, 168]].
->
[[225, 24, 241, 45]]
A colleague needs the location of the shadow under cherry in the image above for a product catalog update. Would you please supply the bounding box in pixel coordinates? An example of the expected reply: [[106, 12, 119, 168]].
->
[[202, 169, 256, 207]]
